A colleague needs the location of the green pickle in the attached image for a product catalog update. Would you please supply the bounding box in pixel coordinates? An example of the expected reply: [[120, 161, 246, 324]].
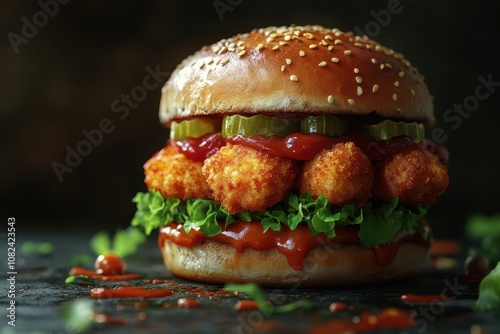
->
[[301, 115, 350, 136], [170, 118, 221, 141], [359, 120, 424, 141], [222, 115, 300, 138]]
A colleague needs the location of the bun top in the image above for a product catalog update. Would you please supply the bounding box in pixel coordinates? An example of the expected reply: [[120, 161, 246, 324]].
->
[[160, 25, 434, 126]]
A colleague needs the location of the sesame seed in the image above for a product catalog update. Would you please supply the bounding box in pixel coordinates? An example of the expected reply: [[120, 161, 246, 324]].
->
[[371, 58, 378, 64], [320, 40, 328, 46], [266, 37, 275, 43], [327, 95, 334, 103], [309, 44, 318, 49], [220, 57, 229, 65], [354, 42, 363, 47], [331, 57, 340, 63], [325, 35, 333, 40], [257, 43, 264, 50], [218, 46, 227, 54], [355, 76, 363, 84], [385, 63, 393, 69], [199, 62, 205, 69], [279, 41, 288, 46], [304, 32, 314, 39], [281, 65, 286, 72], [353, 67, 360, 73], [318, 61, 327, 67], [410, 89, 416, 96], [238, 50, 246, 57], [206, 57, 214, 65], [290, 74, 299, 82], [348, 99, 355, 106], [272, 45, 280, 51], [344, 50, 352, 55], [286, 58, 292, 65], [393, 93, 398, 101], [284, 35, 292, 41], [299, 50, 305, 57], [394, 81, 400, 87], [357, 86, 363, 96], [399, 70, 405, 78], [372, 84, 379, 93], [380, 64, 385, 70], [328, 45, 334, 51], [334, 39, 342, 45]]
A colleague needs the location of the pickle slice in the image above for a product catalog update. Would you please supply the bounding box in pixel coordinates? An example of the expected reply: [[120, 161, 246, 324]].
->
[[300, 115, 350, 136], [359, 120, 424, 141], [170, 118, 221, 141], [221, 115, 300, 138]]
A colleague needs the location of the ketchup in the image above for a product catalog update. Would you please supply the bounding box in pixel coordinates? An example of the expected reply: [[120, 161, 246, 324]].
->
[[170, 130, 449, 165], [235, 300, 260, 311], [177, 298, 201, 308], [91, 286, 174, 299], [159, 222, 430, 271], [69, 267, 140, 281], [312, 307, 414, 333], [171, 132, 226, 162], [400, 294, 454, 303]]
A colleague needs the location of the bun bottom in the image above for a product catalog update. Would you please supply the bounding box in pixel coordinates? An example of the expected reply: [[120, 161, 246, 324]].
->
[[160, 239, 429, 287]]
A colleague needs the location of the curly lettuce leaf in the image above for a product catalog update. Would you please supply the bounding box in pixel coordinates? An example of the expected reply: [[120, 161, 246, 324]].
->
[[131, 189, 428, 248], [476, 262, 500, 317]]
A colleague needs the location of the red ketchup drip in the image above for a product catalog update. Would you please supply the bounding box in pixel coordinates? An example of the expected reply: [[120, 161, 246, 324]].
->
[[464, 255, 490, 283], [90, 286, 174, 299], [69, 267, 140, 281], [158, 222, 429, 271], [169, 130, 449, 165], [329, 301, 349, 313], [235, 300, 260, 311], [312, 308, 414, 333], [171, 132, 226, 162], [400, 294, 454, 303], [177, 298, 201, 308]]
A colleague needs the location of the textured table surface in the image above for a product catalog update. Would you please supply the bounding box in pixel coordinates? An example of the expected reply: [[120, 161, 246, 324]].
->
[[2, 229, 499, 334]]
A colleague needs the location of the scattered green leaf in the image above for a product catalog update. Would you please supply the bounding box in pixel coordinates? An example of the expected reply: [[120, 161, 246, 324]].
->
[[68, 254, 93, 267], [89, 227, 145, 258], [20, 241, 53, 255], [65, 275, 91, 285], [60, 298, 94, 333], [476, 262, 500, 317], [225, 283, 313, 315], [466, 214, 500, 263]]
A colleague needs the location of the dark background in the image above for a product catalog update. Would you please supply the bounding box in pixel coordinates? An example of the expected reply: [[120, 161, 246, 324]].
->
[[1, 0, 499, 239]]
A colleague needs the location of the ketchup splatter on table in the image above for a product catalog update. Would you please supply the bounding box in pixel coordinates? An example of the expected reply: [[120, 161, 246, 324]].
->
[[91, 286, 174, 299], [400, 294, 454, 303], [69, 253, 140, 281]]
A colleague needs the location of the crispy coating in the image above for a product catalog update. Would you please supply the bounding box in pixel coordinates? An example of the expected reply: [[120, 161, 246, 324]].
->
[[297, 142, 374, 208], [144, 144, 212, 201], [373, 146, 449, 205], [202, 144, 300, 214]]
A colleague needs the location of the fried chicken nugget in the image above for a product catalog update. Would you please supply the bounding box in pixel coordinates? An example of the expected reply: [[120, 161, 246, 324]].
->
[[373, 146, 449, 205], [144, 144, 212, 201], [202, 144, 300, 214], [297, 142, 374, 208]]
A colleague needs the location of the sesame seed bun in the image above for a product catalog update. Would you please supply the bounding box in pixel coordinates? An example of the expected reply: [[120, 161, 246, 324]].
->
[[160, 238, 430, 287], [160, 25, 434, 126]]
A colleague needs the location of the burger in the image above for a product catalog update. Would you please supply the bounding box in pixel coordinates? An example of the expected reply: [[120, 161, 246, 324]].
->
[[131, 25, 449, 286]]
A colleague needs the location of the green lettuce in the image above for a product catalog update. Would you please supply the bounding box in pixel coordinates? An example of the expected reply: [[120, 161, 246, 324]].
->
[[476, 262, 500, 317], [131, 190, 428, 247]]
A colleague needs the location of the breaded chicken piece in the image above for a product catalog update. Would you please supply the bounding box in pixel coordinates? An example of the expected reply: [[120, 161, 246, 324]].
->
[[202, 144, 300, 214], [144, 144, 212, 201], [373, 146, 449, 205], [297, 142, 374, 208]]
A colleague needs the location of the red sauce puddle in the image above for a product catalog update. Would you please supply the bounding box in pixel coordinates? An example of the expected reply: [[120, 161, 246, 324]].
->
[[400, 293, 454, 303], [329, 301, 350, 313], [235, 300, 260, 311], [312, 307, 413, 333], [91, 286, 174, 299], [159, 222, 430, 270], [177, 297, 201, 308], [69, 267, 140, 281]]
